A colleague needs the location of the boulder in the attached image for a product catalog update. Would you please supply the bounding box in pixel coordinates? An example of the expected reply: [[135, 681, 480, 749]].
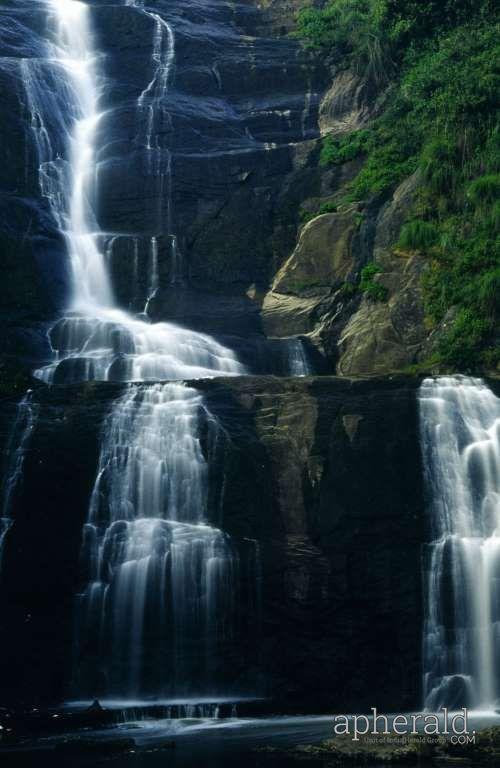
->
[[272, 211, 359, 295]]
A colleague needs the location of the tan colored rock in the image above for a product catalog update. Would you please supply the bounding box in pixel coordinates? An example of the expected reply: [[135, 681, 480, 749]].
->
[[336, 174, 427, 375], [272, 211, 358, 295], [337, 283, 421, 376], [319, 71, 373, 136], [342, 414, 363, 443], [261, 290, 322, 337], [250, 385, 320, 536]]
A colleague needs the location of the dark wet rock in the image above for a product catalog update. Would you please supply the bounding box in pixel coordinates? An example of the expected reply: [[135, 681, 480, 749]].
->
[[266, 725, 500, 765]]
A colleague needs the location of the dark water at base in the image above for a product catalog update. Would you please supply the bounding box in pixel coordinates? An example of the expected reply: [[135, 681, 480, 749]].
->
[[3, 715, 338, 768], [3, 713, 500, 768]]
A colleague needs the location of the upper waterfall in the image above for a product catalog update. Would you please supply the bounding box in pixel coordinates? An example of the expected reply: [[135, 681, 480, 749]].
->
[[28, 0, 244, 384], [47, 0, 114, 310]]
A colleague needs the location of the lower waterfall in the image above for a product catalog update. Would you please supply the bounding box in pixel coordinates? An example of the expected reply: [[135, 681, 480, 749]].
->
[[420, 376, 500, 711], [75, 383, 238, 699]]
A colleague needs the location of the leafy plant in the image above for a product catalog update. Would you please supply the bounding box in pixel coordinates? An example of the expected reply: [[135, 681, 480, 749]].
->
[[360, 263, 388, 301], [438, 309, 492, 369], [300, 200, 338, 223], [420, 139, 460, 196], [295, 0, 392, 84], [320, 130, 371, 166], [467, 175, 500, 207]]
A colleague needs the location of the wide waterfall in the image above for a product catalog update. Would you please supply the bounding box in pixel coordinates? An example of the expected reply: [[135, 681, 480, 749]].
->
[[75, 383, 237, 697], [420, 376, 500, 711], [19, 0, 249, 702]]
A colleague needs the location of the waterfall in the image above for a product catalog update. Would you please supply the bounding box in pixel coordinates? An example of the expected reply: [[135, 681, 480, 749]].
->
[[286, 338, 311, 377], [17, 0, 249, 701], [76, 384, 237, 697], [420, 376, 500, 711], [26, 0, 240, 386], [136, 4, 175, 157]]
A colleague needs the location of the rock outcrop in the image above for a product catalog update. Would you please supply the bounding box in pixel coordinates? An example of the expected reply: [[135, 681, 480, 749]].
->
[[337, 174, 427, 375], [319, 70, 375, 136], [262, 168, 428, 374]]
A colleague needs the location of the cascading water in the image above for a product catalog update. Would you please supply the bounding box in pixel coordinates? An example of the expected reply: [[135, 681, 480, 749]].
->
[[286, 338, 311, 377], [420, 376, 500, 711], [76, 384, 237, 697], [28, 0, 240, 386], [21, 0, 248, 701]]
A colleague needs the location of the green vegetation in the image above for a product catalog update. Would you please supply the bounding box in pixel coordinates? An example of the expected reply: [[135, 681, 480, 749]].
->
[[320, 129, 371, 166], [295, 0, 391, 84], [359, 264, 388, 302], [467, 175, 500, 208], [398, 220, 439, 251], [336, 265, 388, 302], [300, 200, 338, 223], [296, 0, 499, 370]]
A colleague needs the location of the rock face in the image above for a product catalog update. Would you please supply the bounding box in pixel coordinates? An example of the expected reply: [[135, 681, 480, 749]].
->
[[0, 376, 424, 712], [272, 211, 359, 294], [264, 170, 429, 374], [89, 0, 329, 347], [0, 0, 328, 358], [336, 174, 427, 375], [319, 70, 375, 136]]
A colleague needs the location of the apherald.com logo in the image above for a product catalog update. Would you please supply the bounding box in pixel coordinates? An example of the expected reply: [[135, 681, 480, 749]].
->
[[332, 708, 476, 743]]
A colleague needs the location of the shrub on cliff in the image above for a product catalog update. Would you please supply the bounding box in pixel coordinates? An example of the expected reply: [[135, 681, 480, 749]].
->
[[296, 0, 391, 84], [398, 221, 439, 251], [359, 264, 388, 302]]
